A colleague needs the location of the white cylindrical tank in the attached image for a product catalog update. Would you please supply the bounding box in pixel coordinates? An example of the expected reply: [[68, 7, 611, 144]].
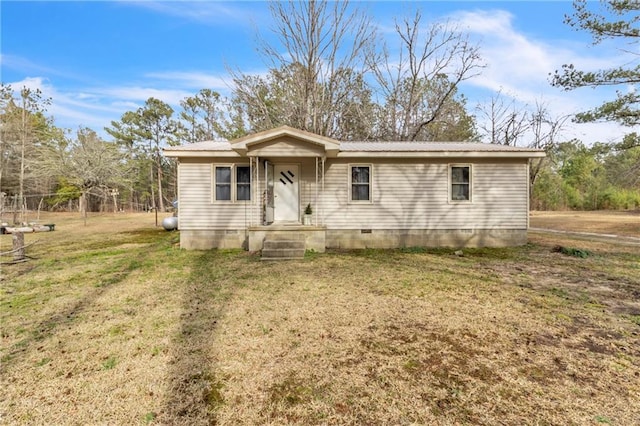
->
[[162, 216, 178, 231]]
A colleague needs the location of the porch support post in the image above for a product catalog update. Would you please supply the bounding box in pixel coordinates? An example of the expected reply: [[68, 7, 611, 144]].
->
[[321, 157, 325, 226], [315, 157, 318, 226], [253, 156, 259, 226]]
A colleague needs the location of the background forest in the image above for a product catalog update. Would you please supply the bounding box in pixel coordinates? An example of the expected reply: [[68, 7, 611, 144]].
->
[[1, 0, 638, 220]]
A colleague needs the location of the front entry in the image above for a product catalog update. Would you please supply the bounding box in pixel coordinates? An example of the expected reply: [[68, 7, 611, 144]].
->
[[274, 164, 299, 222]]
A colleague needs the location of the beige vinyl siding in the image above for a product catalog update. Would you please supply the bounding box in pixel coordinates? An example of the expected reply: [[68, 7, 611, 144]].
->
[[298, 158, 321, 218], [177, 157, 529, 231], [178, 161, 254, 230], [321, 159, 529, 230]]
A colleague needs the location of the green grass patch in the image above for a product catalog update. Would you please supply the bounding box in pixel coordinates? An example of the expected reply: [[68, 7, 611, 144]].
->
[[101, 356, 117, 370], [35, 357, 51, 367], [553, 245, 591, 258]]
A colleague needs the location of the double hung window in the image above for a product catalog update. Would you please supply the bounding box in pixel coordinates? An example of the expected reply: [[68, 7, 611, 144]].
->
[[214, 165, 251, 202], [236, 166, 251, 201], [350, 165, 371, 202], [450, 165, 471, 201]]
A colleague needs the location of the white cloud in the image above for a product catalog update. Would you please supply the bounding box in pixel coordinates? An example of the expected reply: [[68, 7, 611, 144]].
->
[[7, 77, 128, 131], [7, 76, 47, 92], [448, 9, 631, 144], [6, 70, 234, 138]]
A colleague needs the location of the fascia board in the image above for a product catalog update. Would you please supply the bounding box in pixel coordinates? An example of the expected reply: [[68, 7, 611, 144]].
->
[[163, 151, 241, 158], [336, 151, 546, 159]]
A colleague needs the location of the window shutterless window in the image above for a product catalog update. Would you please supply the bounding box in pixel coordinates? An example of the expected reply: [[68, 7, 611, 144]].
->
[[236, 166, 251, 201], [215, 166, 232, 201], [450, 165, 471, 201], [213, 164, 251, 202], [350, 165, 371, 201]]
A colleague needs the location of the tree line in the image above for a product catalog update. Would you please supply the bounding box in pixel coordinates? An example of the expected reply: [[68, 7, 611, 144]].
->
[[1, 0, 638, 221]]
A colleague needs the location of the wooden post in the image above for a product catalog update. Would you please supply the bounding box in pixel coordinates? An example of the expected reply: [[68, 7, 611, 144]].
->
[[12, 232, 25, 262]]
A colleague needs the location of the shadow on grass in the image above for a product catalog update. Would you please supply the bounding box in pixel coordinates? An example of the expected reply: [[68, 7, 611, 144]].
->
[[157, 250, 245, 425], [1, 246, 150, 368]]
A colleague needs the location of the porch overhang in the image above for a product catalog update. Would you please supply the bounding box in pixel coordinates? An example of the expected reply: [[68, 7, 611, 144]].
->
[[230, 125, 340, 158]]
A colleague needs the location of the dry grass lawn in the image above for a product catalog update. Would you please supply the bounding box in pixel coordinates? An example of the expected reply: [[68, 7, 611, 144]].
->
[[1, 211, 639, 425]]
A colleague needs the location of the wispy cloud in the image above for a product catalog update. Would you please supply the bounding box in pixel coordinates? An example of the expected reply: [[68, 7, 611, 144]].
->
[[124, 1, 251, 25], [2, 54, 58, 76], [444, 9, 630, 143], [145, 71, 230, 92], [1, 54, 87, 82], [92, 86, 193, 106], [452, 9, 617, 104], [7, 76, 129, 130], [6, 74, 201, 135]]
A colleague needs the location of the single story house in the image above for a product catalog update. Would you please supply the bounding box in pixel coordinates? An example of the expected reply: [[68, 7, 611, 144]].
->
[[163, 126, 545, 252]]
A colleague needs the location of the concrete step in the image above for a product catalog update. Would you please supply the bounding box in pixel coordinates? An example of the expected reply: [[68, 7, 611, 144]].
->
[[261, 239, 306, 260], [263, 239, 305, 250]]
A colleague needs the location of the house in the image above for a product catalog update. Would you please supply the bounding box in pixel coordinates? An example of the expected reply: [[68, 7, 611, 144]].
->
[[163, 126, 545, 252]]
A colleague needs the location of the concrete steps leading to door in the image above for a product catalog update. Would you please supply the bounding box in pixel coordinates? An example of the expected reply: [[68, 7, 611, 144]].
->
[[261, 239, 305, 260]]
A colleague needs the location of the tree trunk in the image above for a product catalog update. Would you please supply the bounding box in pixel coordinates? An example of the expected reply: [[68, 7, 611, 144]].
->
[[157, 158, 164, 212], [19, 105, 26, 224], [12, 232, 25, 261]]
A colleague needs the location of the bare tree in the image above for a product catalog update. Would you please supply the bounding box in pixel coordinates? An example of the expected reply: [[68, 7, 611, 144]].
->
[[0, 84, 17, 197], [0, 84, 51, 222], [528, 101, 570, 195], [476, 90, 530, 146], [36, 128, 130, 219], [231, 0, 376, 139], [477, 92, 569, 204], [369, 10, 483, 141]]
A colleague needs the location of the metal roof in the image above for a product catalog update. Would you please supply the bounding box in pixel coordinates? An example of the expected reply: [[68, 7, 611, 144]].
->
[[166, 140, 232, 151], [339, 141, 539, 152], [163, 129, 545, 158], [166, 140, 540, 153]]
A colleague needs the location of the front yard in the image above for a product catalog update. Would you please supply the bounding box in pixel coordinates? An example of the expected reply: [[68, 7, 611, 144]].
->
[[1, 212, 639, 424]]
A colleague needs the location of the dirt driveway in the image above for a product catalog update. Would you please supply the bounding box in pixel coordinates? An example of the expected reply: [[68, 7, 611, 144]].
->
[[530, 210, 640, 240]]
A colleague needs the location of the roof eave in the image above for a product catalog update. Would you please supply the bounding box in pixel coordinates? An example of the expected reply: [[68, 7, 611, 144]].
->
[[163, 150, 240, 158], [336, 151, 546, 159]]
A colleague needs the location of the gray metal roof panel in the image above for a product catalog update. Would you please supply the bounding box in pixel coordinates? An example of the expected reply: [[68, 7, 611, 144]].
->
[[340, 141, 539, 152]]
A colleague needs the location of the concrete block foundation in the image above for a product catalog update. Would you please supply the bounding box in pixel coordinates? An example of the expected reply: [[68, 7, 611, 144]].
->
[[178, 227, 528, 251]]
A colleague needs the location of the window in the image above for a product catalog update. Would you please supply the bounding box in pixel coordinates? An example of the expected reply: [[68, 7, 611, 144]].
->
[[213, 164, 251, 202], [215, 166, 231, 201], [351, 165, 371, 202], [450, 165, 471, 201], [236, 166, 251, 201]]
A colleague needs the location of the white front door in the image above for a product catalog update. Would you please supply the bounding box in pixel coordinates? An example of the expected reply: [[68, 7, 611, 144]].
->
[[274, 164, 299, 222]]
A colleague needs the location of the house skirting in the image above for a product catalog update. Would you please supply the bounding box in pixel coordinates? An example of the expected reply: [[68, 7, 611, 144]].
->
[[179, 227, 527, 250], [179, 229, 249, 250], [325, 228, 528, 249]]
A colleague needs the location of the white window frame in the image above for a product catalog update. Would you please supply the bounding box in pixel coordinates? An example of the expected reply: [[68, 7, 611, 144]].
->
[[212, 163, 251, 203], [449, 164, 472, 203], [348, 163, 373, 203]]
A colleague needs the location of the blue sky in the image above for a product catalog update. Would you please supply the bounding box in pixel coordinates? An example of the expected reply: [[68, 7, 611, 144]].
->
[[1, 1, 634, 144]]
